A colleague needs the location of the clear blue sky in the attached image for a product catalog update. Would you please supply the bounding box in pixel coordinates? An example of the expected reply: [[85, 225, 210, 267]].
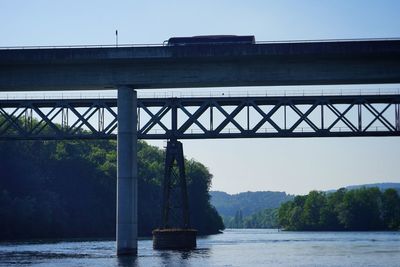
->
[[1, 0, 400, 194]]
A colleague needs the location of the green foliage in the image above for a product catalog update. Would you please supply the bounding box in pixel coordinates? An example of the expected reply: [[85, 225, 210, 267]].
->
[[337, 187, 383, 230], [210, 190, 293, 229], [210, 191, 293, 218], [302, 191, 326, 230], [230, 210, 244, 228], [244, 208, 278, 228], [0, 139, 224, 240], [382, 189, 400, 229], [223, 208, 279, 229], [278, 187, 400, 231]]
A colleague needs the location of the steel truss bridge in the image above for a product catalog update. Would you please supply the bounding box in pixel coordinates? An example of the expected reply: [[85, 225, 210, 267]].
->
[[1, 93, 399, 140]]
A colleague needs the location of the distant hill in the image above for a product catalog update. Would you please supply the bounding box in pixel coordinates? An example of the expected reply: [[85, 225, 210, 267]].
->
[[211, 184, 400, 219], [210, 190, 293, 218], [329, 183, 400, 193], [211, 183, 400, 229]]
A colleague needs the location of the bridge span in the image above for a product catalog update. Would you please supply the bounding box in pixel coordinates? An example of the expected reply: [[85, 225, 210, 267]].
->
[[1, 39, 400, 91], [1, 94, 400, 140]]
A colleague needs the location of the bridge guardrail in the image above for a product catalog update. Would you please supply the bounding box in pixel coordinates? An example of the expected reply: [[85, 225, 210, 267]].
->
[[0, 88, 399, 100], [1, 37, 400, 50]]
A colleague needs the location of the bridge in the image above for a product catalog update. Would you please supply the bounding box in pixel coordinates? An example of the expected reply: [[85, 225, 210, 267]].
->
[[1, 38, 400, 255], [1, 94, 400, 140], [1, 39, 400, 90]]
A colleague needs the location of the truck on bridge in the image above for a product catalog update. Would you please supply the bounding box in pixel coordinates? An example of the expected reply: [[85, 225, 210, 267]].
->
[[166, 35, 256, 46]]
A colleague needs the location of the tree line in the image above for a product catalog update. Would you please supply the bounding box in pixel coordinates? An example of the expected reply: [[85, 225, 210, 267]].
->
[[210, 190, 293, 218], [278, 187, 400, 231], [224, 208, 278, 228], [0, 139, 224, 240]]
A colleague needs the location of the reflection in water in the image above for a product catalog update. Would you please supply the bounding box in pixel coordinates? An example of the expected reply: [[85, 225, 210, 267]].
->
[[179, 248, 210, 260], [117, 256, 137, 267], [158, 248, 211, 266], [0, 229, 400, 267]]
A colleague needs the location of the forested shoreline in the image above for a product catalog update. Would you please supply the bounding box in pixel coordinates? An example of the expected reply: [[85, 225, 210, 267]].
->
[[212, 187, 400, 231], [210, 190, 292, 229], [1, 135, 399, 240], [278, 187, 400, 231], [224, 208, 278, 228], [0, 140, 224, 240]]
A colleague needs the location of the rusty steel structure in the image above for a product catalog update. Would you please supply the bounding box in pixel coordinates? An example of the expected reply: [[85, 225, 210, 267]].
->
[[0, 94, 400, 140]]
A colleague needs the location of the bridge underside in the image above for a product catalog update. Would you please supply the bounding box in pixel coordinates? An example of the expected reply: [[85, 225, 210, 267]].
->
[[1, 40, 400, 91], [1, 94, 399, 140]]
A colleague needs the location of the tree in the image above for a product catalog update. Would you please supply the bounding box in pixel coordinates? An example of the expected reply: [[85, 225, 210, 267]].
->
[[382, 189, 400, 230], [0, 135, 224, 240], [232, 210, 244, 228], [337, 187, 383, 230], [277, 187, 398, 231], [319, 188, 346, 230], [243, 208, 278, 228], [302, 191, 326, 230]]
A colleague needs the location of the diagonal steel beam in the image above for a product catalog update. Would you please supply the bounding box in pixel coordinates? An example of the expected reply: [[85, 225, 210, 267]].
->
[[139, 103, 170, 134], [178, 101, 210, 133], [213, 101, 246, 133], [67, 105, 96, 133], [326, 103, 358, 132], [0, 107, 22, 130], [363, 103, 394, 131], [250, 101, 282, 133], [30, 105, 64, 136], [0, 94, 399, 140], [103, 117, 118, 134], [178, 103, 208, 134], [0, 107, 27, 135], [69, 105, 99, 135], [289, 103, 320, 132]]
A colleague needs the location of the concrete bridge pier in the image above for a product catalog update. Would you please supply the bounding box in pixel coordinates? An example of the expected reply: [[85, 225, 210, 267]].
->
[[116, 86, 138, 255]]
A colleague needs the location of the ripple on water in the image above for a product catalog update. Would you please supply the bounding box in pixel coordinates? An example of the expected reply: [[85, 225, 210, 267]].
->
[[0, 230, 399, 267]]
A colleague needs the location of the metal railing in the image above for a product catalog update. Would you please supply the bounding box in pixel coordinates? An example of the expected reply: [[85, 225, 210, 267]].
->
[[0, 43, 163, 50], [1, 37, 399, 50], [1, 88, 399, 100]]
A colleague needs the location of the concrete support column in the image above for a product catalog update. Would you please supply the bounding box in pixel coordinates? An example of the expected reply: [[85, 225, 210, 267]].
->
[[117, 86, 138, 256]]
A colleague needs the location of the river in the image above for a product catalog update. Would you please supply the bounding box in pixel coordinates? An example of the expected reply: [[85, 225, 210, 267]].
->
[[0, 229, 399, 267]]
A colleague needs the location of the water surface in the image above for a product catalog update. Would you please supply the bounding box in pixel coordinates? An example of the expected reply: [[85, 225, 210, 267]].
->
[[1, 229, 399, 267]]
